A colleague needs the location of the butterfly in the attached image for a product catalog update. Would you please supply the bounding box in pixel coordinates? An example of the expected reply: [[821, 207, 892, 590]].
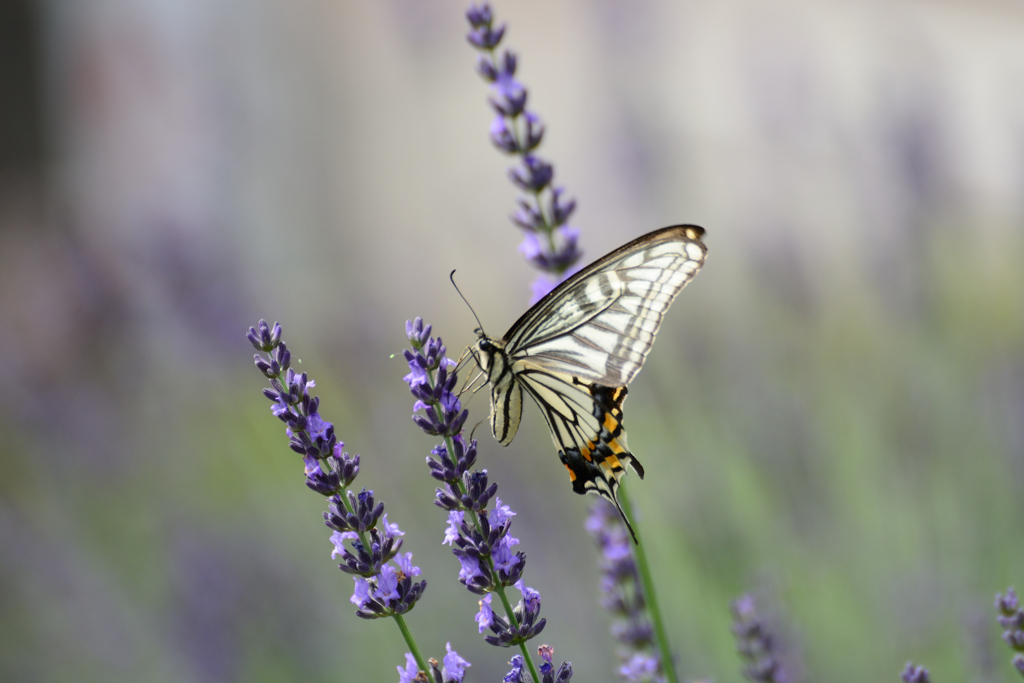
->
[[470, 225, 708, 541]]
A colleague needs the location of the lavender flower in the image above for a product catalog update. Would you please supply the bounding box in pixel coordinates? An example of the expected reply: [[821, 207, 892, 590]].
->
[[586, 499, 662, 681], [249, 318, 427, 631], [398, 645, 472, 683], [404, 317, 529, 603], [900, 663, 931, 683], [466, 3, 582, 301], [730, 595, 788, 683], [504, 648, 574, 683], [996, 587, 1024, 677], [398, 653, 420, 683], [538, 644, 574, 683], [404, 316, 573, 680]]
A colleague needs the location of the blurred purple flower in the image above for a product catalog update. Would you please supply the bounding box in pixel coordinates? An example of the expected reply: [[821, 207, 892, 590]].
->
[[586, 499, 660, 674], [996, 587, 1024, 677], [731, 594, 791, 683], [900, 662, 931, 683], [620, 652, 661, 682], [465, 3, 582, 302]]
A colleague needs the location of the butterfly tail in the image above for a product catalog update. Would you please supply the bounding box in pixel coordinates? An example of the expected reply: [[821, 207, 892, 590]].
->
[[559, 446, 640, 544], [608, 486, 638, 544]]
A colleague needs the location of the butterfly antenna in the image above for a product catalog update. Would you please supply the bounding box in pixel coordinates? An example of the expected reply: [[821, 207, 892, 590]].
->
[[450, 270, 486, 336]]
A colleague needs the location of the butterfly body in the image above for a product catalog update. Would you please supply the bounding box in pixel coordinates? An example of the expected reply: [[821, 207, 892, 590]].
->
[[473, 225, 707, 540]]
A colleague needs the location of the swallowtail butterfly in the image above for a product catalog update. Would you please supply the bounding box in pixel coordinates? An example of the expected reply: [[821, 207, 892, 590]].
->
[[471, 225, 707, 541]]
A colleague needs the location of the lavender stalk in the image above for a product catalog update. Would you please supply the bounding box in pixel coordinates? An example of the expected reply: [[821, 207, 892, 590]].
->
[[587, 498, 664, 682], [403, 316, 574, 683], [996, 587, 1024, 678], [249, 319, 470, 682], [730, 595, 790, 683], [466, 3, 582, 302]]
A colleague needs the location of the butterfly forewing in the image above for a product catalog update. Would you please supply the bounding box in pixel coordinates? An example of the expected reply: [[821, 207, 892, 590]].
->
[[506, 226, 706, 387]]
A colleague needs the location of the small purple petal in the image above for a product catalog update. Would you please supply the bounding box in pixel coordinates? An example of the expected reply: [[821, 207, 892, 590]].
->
[[458, 555, 484, 583], [350, 576, 371, 608], [488, 497, 517, 526], [395, 552, 421, 578], [476, 593, 494, 633], [398, 652, 419, 683], [303, 456, 322, 476], [444, 511, 464, 545], [515, 580, 541, 612], [443, 643, 471, 682], [381, 513, 405, 539], [330, 530, 357, 559], [373, 565, 400, 606]]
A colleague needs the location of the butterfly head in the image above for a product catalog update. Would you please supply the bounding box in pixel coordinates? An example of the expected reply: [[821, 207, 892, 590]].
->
[[472, 334, 500, 374]]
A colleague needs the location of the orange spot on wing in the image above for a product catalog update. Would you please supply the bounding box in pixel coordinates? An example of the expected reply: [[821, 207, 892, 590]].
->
[[605, 453, 623, 470], [564, 464, 576, 481], [607, 438, 626, 455], [580, 447, 592, 461], [603, 414, 619, 433]]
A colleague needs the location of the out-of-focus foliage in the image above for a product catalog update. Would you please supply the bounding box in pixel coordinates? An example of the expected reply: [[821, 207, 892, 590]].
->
[[1, 1, 1022, 682]]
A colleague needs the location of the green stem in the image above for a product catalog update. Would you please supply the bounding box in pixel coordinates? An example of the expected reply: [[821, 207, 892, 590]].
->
[[393, 613, 429, 674], [617, 481, 679, 683]]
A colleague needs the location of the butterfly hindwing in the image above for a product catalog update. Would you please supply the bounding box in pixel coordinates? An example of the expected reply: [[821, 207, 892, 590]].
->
[[473, 225, 707, 541]]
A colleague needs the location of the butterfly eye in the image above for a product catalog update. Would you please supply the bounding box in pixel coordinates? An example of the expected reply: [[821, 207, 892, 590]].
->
[[478, 338, 494, 353]]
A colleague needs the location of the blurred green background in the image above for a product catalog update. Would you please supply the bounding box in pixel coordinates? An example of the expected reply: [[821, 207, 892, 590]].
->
[[1, 1, 1023, 681]]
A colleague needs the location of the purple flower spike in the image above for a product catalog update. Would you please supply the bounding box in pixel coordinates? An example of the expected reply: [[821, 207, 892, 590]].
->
[[465, 4, 583, 298], [250, 318, 427, 625], [404, 316, 562, 671], [586, 499, 665, 675], [996, 586, 1024, 678], [901, 663, 931, 683], [731, 594, 792, 683]]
